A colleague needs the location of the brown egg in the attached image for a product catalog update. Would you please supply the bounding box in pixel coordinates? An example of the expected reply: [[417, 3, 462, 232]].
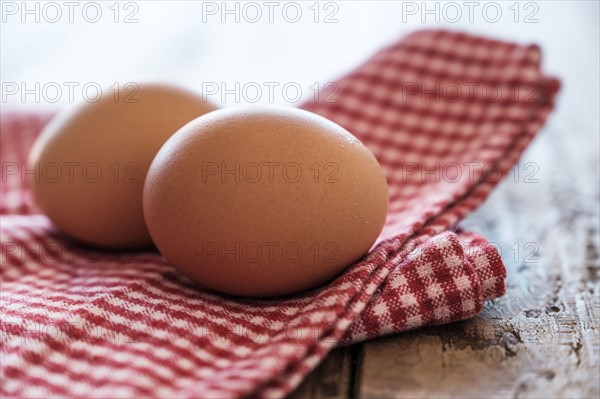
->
[[28, 84, 217, 249], [143, 107, 388, 297]]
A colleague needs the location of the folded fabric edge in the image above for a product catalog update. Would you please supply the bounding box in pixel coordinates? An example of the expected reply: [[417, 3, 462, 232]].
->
[[458, 231, 506, 301]]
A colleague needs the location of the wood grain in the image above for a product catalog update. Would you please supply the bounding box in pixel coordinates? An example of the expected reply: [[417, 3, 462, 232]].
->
[[290, 347, 355, 399]]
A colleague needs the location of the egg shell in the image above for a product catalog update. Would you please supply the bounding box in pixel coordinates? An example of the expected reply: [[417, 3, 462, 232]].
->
[[28, 84, 216, 248], [143, 107, 388, 297]]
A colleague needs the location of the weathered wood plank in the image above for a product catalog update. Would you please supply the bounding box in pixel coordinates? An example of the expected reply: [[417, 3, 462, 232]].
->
[[289, 346, 356, 398]]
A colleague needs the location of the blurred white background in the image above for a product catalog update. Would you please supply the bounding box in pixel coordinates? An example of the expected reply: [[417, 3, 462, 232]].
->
[[1, 0, 598, 119]]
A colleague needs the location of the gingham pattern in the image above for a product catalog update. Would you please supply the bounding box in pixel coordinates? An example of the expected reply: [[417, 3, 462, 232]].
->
[[0, 30, 559, 398]]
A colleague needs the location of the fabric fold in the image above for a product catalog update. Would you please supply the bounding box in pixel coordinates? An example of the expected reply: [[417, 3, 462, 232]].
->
[[340, 231, 497, 346]]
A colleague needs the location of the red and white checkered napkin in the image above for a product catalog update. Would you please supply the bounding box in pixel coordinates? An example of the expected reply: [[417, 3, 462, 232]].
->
[[0, 30, 559, 398]]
